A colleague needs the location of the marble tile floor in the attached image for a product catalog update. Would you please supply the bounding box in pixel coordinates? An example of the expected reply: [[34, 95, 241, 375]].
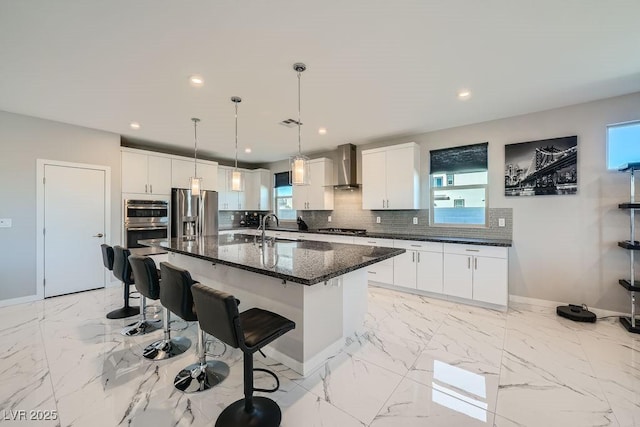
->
[[1, 285, 639, 426]]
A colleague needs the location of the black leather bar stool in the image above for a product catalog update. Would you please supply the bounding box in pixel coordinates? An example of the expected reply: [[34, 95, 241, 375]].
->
[[100, 244, 114, 272], [155, 263, 231, 393], [191, 284, 296, 427], [106, 246, 140, 319], [122, 255, 162, 336], [142, 262, 193, 360]]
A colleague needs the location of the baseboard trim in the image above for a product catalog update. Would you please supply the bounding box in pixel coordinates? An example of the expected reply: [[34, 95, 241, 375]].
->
[[0, 294, 41, 308], [508, 294, 627, 318]]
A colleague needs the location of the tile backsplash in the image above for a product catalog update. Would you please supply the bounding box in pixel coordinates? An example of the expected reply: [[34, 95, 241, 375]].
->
[[298, 189, 512, 240]]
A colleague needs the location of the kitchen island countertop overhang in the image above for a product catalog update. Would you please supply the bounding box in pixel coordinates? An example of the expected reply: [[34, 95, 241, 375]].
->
[[141, 234, 406, 285], [140, 234, 406, 376]]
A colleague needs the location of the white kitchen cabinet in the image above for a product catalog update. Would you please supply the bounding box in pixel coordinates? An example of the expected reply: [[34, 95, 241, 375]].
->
[[171, 158, 218, 192], [352, 237, 394, 285], [218, 166, 245, 210], [292, 158, 334, 211], [122, 150, 171, 195], [443, 243, 508, 306], [361, 142, 420, 210], [245, 169, 271, 211], [393, 240, 443, 291]]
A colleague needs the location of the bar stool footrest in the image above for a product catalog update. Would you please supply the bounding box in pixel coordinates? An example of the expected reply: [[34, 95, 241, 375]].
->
[[253, 368, 280, 393]]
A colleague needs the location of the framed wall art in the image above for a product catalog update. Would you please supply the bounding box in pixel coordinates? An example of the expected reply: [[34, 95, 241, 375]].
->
[[504, 135, 577, 196]]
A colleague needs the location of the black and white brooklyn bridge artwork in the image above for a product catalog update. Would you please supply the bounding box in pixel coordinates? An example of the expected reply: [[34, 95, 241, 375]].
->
[[504, 135, 577, 196]]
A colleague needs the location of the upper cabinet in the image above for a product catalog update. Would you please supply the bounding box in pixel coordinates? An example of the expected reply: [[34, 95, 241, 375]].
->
[[245, 169, 272, 211], [361, 142, 420, 210], [171, 158, 218, 192], [292, 158, 334, 211], [122, 150, 172, 195]]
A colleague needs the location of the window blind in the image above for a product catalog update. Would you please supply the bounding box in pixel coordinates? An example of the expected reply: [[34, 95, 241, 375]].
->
[[430, 142, 488, 174], [274, 171, 291, 188]]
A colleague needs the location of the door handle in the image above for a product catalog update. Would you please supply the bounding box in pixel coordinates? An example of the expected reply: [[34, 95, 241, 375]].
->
[[93, 233, 104, 238]]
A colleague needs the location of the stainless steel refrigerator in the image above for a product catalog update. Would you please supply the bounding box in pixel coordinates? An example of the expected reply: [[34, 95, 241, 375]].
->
[[171, 188, 218, 239]]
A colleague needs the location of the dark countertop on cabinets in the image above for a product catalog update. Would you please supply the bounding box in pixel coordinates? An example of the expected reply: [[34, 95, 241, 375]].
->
[[140, 235, 405, 286]]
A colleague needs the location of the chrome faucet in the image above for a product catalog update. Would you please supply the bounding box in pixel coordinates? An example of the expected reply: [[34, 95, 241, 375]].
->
[[259, 213, 279, 244]]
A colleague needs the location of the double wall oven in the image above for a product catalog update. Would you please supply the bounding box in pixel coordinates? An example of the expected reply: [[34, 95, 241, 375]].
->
[[124, 199, 169, 248]]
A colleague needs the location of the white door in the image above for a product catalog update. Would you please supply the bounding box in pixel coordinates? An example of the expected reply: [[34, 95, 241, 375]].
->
[[443, 253, 473, 299], [147, 155, 171, 195], [416, 250, 444, 293], [361, 151, 387, 209], [385, 146, 416, 209], [44, 165, 106, 297], [121, 151, 148, 193], [472, 256, 508, 305], [393, 250, 417, 289]]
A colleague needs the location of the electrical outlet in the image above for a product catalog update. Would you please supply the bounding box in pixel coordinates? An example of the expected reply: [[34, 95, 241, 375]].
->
[[328, 215, 332, 222], [413, 217, 418, 225], [376, 216, 381, 224], [0, 218, 11, 228], [498, 218, 505, 227], [231, 215, 234, 221]]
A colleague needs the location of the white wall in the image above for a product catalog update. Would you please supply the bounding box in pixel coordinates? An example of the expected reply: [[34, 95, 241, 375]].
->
[[364, 92, 640, 312], [0, 111, 121, 301]]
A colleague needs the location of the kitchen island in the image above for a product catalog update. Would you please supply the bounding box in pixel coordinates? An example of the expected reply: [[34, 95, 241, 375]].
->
[[142, 234, 405, 375]]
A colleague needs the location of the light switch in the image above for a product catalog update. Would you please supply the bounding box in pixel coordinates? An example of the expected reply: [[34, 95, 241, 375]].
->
[[413, 217, 418, 225], [328, 215, 332, 222], [498, 218, 506, 227], [0, 218, 12, 228], [376, 216, 381, 224]]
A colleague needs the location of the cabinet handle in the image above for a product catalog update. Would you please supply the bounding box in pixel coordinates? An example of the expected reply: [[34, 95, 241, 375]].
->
[[465, 249, 480, 252], [368, 271, 376, 274], [475, 258, 478, 270], [417, 252, 420, 262], [150, 184, 153, 193], [145, 184, 148, 193], [387, 199, 389, 208], [468, 257, 471, 269], [382, 199, 385, 208], [412, 252, 415, 262], [367, 241, 376, 244], [410, 244, 421, 247]]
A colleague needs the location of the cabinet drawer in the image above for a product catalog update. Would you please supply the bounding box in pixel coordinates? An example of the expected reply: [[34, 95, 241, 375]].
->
[[444, 243, 507, 259], [394, 239, 443, 252], [366, 262, 394, 284], [352, 237, 394, 248]]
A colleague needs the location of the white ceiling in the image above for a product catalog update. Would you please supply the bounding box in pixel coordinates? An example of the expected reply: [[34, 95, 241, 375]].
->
[[1, 1, 639, 163]]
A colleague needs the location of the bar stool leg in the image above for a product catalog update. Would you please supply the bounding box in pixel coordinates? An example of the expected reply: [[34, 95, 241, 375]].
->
[[142, 308, 191, 361], [174, 326, 230, 393], [106, 281, 140, 319], [215, 352, 282, 427], [121, 296, 162, 337]]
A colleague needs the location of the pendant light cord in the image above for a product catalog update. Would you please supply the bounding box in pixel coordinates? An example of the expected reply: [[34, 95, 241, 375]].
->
[[235, 101, 239, 169], [192, 118, 199, 178], [297, 70, 302, 155]]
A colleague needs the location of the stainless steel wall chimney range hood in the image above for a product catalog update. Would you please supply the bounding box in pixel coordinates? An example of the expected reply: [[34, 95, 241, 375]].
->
[[334, 143, 360, 190]]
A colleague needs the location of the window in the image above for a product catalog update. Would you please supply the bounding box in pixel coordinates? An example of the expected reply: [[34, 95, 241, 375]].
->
[[607, 121, 640, 170], [430, 142, 488, 226], [274, 172, 296, 220]]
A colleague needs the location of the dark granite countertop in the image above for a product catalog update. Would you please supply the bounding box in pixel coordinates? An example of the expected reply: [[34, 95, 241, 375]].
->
[[220, 226, 512, 247], [140, 235, 405, 286]]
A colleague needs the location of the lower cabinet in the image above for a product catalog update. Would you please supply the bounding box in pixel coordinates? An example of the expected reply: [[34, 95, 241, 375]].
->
[[393, 240, 443, 292], [443, 244, 508, 306]]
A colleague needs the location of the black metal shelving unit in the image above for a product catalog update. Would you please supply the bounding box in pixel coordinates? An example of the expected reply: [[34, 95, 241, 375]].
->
[[618, 162, 640, 333]]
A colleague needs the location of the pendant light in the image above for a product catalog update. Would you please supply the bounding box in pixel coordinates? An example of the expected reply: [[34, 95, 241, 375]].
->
[[230, 96, 244, 192], [290, 62, 310, 186], [189, 117, 202, 195]]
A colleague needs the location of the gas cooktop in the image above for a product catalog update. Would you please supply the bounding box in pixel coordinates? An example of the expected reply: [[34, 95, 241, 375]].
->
[[316, 228, 367, 236]]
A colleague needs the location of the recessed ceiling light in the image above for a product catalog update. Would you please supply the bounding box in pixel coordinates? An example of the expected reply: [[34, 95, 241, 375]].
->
[[457, 90, 472, 100], [244, 148, 252, 154], [318, 127, 327, 135], [129, 121, 141, 130], [189, 75, 204, 87]]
